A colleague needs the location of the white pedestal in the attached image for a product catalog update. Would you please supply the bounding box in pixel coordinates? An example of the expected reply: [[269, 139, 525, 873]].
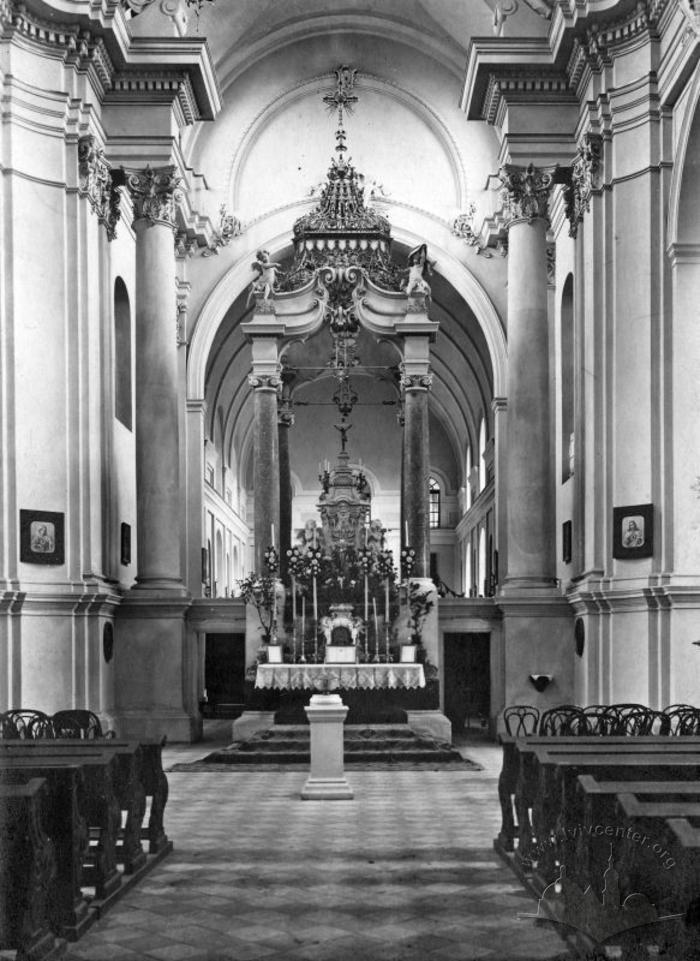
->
[[301, 694, 353, 800]]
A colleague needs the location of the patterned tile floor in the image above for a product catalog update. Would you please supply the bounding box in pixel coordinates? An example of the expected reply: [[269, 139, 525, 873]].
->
[[62, 723, 571, 961]]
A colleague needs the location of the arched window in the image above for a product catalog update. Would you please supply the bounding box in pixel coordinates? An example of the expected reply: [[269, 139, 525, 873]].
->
[[478, 527, 487, 596], [478, 418, 487, 492], [465, 445, 472, 511], [114, 278, 132, 430], [428, 477, 441, 529], [561, 273, 574, 481]]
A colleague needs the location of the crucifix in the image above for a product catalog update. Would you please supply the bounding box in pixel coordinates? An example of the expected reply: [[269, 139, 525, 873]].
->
[[335, 421, 352, 453]]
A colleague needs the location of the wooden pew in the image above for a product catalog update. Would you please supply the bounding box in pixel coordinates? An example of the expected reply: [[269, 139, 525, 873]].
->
[[0, 741, 147, 874], [0, 778, 64, 960], [574, 776, 700, 895], [513, 741, 700, 879], [0, 754, 122, 902]]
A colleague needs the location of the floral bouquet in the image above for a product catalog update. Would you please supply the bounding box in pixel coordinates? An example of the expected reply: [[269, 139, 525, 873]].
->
[[374, 548, 396, 581], [238, 572, 277, 642], [356, 547, 373, 576], [264, 545, 279, 575], [306, 545, 323, 578], [400, 546, 416, 580], [286, 545, 306, 579]]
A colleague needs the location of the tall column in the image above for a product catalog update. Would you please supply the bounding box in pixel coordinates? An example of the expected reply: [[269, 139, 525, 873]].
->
[[114, 165, 196, 742], [496, 163, 573, 720], [401, 364, 432, 577], [128, 166, 184, 591], [249, 339, 281, 573], [500, 164, 557, 592]]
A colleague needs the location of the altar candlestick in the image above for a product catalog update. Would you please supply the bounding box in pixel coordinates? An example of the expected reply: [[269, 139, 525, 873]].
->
[[372, 597, 380, 662], [364, 525, 368, 547], [313, 576, 318, 662], [301, 596, 306, 662], [271, 523, 275, 548], [404, 521, 409, 545], [385, 578, 390, 623]]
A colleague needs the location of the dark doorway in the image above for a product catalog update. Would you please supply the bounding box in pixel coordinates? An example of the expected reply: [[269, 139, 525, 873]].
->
[[204, 633, 246, 717], [443, 633, 490, 732]]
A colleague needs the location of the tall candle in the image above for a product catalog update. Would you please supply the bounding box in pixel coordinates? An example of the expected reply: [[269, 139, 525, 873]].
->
[[385, 577, 390, 623], [271, 523, 275, 548], [292, 576, 297, 624], [365, 525, 368, 547], [372, 597, 379, 640], [364, 575, 369, 626], [404, 521, 409, 544], [313, 576, 318, 624], [301, 595, 305, 641]]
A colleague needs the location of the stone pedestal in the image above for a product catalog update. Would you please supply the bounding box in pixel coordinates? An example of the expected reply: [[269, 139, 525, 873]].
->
[[301, 694, 353, 800]]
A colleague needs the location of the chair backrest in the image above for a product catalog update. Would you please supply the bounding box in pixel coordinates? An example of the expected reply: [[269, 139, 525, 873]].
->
[[662, 704, 696, 735], [51, 709, 109, 740], [539, 705, 588, 736], [5, 709, 54, 739], [677, 708, 700, 736], [0, 713, 20, 739], [503, 705, 540, 737], [618, 708, 668, 736], [582, 705, 619, 736]]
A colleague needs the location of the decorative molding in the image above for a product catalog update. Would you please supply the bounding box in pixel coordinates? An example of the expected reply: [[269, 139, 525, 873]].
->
[[482, 72, 574, 125], [176, 278, 191, 346], [277, 399, 295, 428], [564, 133, 603, 239], [545, 243, 555, 286], [125, 165, 182, 228], [78, 136, 123, 241], [108, 73, 200, 125], [499, 163, 556, 226], [680, 0, 700, 34], [201, 204, 242, 256]]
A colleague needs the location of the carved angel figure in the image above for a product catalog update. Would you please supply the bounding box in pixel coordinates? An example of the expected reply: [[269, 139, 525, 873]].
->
[[404, 243, 435, 297], [248, 249, 281, 304]]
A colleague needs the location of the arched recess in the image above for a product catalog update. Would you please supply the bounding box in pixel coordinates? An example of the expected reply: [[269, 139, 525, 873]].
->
[[114, 277, 132, 430], [560, 274, 574, 483]]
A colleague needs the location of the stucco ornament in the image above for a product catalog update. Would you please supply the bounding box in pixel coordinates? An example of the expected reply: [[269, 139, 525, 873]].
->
[[566, 133, 603, 238], [248, 250, 282, 305], [126, 166, 182, 228], [499, 163, 555, 225]]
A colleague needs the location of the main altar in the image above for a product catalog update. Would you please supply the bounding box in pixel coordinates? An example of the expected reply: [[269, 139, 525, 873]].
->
[[236, 66, 442, 732]]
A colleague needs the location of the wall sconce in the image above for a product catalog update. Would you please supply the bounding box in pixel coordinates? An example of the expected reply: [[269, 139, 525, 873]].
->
[[529, 674, 553, 693]]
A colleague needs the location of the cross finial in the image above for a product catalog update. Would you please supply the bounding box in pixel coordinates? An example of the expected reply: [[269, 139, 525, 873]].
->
[[322, 66, 358, 157]]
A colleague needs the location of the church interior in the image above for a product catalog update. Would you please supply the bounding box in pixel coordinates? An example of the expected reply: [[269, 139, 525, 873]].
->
[[2, 0, 700, 959]]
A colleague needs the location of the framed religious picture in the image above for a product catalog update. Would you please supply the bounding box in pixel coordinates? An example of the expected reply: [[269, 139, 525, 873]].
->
[[613, 503, 653, 559], [20, 509, 64, 565]]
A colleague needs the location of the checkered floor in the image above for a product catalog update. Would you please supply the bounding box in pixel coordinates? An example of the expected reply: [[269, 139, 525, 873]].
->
[[64, 724, 571, 961]]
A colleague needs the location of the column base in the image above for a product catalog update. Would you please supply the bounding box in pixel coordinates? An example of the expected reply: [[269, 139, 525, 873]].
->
[[300, 776, 354, 801], [112, 709, 197, 743]]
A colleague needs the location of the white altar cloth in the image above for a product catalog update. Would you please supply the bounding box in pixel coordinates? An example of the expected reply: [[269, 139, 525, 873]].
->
[[255, 663, 426, 691]]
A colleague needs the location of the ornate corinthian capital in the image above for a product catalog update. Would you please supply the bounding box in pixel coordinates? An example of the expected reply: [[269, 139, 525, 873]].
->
[[500, 163, 555, 226], [400, 367, 433, 392], [126, 165, 182, 228], [248, 373, 281, 392], [566, 133, 603, 238]]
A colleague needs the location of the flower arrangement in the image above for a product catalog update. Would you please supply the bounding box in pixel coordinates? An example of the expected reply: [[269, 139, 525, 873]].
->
[[400, 546, 416, 580], [264, 545, 279, 575], [407, 582, 434, 644], [286, 545, 306, 578], [374, 548, 396, 580], [356, 547, 373, 576], [238, 573, 277, 643], [306, 546, 323, 578]]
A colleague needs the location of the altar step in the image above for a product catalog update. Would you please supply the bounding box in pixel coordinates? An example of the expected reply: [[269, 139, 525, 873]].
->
[[203, 724, 463, 765]]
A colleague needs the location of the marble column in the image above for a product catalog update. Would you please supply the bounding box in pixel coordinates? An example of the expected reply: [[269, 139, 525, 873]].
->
[[128, 166, 184, 591], [496, 163, 573, 716], [401, 362, 432, 578], [114, 165, 196, 742], [249, 341, 281, 574], [500, 163, 557, 592]]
